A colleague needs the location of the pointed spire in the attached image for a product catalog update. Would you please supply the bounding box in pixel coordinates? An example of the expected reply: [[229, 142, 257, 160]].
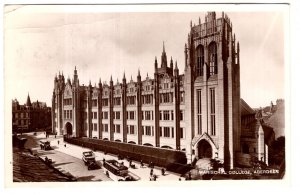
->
[[237, 41, 240, 52], [199, 17, 201, 25], [131, 75, 133, 81], [147, 72, 148, 77], [154, 56, 158, 69], [170, 56, 173, 69], [190, 20, 192, 28], [138, 68, 141, 77], [110, 75, 113, 82], [163, 41, 165, 53], [89, 80, 92, 87], [26, 93, 32, 107], [123, 72, 126, 80], [175, 61, 178, 70]]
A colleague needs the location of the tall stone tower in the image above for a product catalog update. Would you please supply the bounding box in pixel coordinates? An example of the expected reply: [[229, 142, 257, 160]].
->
[[184, 12, 241, 169]]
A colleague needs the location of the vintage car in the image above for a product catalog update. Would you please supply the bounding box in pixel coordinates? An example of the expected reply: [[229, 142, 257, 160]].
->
[[40, 141, 51, 150], [82, 151, 96, 165], [103, 159, 128, 177], [87, 161, 99, 170]]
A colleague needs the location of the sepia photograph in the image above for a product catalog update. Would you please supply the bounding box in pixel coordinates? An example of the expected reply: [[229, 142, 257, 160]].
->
[[4, 4, 288, 185]]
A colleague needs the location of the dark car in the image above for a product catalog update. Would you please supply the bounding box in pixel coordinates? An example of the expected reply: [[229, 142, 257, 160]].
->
[[87, 161, 99, 170], [82, 151, 96, 165], [40, 141, 51, 150]]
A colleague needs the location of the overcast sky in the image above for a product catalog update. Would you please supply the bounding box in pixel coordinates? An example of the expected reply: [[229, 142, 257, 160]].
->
[[4, 5, 286, 108]]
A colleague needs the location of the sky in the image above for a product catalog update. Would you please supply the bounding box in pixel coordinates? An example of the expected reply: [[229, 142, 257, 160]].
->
[[4, 4, 286, 108]]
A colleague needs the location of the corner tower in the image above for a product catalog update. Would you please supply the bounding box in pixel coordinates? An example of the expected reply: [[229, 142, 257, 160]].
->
[[184, 12, 241, 170]]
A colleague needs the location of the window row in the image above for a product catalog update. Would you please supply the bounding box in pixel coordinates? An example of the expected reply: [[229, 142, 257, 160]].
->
[[64, 110, 72, 119], [142, 111, 153, 120], [142, 94, 153, 104], [159, 110, 174, 121], [64, 98, 72, 106], [159, 93, 173, 104], [127, 96, 136, 105], [13, 112, 29, 118], [159, 127, 174, 138], [195, 42, 218, 77], [91, 112, 97, 119], [13, 119, 29, 125], [142, 126, 154, 136], [85, 124, 185, 139]]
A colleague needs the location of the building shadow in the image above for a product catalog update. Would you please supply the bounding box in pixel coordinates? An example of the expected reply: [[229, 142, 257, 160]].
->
[[76, 175, 95, 181]]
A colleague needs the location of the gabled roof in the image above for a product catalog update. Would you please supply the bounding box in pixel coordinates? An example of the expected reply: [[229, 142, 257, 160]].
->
[[240, 98, 255, 116]]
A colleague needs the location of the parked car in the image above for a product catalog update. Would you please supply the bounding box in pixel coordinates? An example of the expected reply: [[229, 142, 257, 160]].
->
[[40, 141, 51, 150], [82, 151, 96, 165], [87, 161, 99, 170]]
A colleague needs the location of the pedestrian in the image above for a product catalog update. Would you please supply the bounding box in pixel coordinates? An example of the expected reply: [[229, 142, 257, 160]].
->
[[57, 140, 60, 145], [179, 177, 181, 181], [106, 171, 109, 177], [140, 160, 144, 168], [64, 144, 66, 147], [103, 158, 106, 164], [153, 174, 157, 181], [150, 168, 153, 176], [161, 168, 165, 176]]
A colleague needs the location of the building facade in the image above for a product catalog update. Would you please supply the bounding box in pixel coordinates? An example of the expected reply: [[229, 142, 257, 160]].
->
[[12, 94, 52, 133], [52, 12, 264, 169]]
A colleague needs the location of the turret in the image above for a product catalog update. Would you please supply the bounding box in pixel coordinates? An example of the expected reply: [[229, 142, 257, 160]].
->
[[98, 78, 102, 89], [26, 93, 32, 107], [161, 42, 168, 69], [122, 72, 126, 84], [170, 56, 174, 70], [137, 69, 141, 83], [174, 61, 179, 77], [154, 56, 158, 71], [110, 75, 113, 87]]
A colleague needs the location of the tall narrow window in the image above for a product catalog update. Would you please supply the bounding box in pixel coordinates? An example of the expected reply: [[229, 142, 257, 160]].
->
[[208, 42, 218, 75], [210, 88, 216, 135], [196, 45, 204, 76], [197, 89, 202, 135]]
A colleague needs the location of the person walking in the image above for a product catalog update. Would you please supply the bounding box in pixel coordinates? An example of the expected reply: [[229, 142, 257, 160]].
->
[[57, 140, 60, 145], [140, 160, 144, 168]]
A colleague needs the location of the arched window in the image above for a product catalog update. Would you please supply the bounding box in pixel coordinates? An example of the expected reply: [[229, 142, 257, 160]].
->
[[208, 42, 218, 75], [196, 45, 204, 77]]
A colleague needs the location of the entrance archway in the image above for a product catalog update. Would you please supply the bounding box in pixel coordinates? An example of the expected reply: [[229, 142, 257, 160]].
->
[[65, 122, 72, 135], [197, 139, 212, 158]]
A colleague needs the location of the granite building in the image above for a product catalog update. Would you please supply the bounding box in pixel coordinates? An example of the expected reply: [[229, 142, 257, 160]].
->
[[52, 12, 268, 169], [12, 94, 52, 133]]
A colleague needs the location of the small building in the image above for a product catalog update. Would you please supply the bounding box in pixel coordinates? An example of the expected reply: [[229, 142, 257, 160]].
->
[[237, 99, 275, 167], [12, 94, 52, 133]]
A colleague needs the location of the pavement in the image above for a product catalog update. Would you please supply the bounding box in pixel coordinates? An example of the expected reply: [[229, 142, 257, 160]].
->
[[34, 132, 182, 181]]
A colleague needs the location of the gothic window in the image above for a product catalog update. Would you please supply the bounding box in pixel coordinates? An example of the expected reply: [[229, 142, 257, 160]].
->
[[210, 88, 216, 135], [208, 42, 218, 76], [196, 45, 204, 77], [197, 89, 202, 135]]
